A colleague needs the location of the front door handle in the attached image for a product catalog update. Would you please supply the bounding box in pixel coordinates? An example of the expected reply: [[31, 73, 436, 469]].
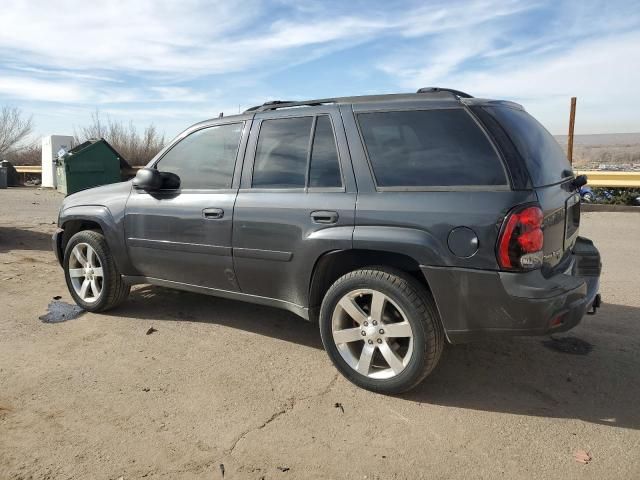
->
[[203, 207, 224, 219], [311, 210, 338, 224]]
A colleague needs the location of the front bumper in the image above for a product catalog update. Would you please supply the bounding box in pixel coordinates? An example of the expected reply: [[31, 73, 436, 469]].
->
[[52, 228, 64, 266], [422, 236, 601, 343]]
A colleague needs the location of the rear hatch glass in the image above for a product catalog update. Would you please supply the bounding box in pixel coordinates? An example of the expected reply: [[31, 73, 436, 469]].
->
[[479, 106, 578, 269]]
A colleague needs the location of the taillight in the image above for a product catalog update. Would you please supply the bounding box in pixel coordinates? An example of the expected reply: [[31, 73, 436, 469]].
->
[[497, 205, 544, 270]]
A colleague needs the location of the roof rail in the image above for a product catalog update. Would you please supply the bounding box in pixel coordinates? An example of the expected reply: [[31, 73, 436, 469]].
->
[[416, 87, 473, 98], [244, 98, 337, 113]]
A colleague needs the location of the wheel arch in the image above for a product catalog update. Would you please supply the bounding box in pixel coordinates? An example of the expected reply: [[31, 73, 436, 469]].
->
[[308, 249, 430, 317], [58, 206, 132, 274], [308, 247, 452, 343]]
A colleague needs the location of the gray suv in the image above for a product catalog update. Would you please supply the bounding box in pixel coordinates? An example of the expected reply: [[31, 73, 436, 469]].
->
[[53, 88, 601, 393]]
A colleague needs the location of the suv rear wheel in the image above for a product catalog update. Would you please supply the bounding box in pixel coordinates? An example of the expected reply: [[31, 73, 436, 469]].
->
[[63, 230, 130, 312], [319, 267, 444, 394]]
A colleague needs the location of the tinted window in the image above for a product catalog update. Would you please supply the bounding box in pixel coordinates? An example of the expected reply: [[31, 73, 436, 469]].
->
[[357, 109, 506, 187], [309, 116, 342, 188], [483, 106, 572, 187], [156, 123, 242, 189], [252, 117, 313, 188]]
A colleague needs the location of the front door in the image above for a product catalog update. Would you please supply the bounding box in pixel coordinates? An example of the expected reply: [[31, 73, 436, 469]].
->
[[232, 106, 357, 307], [124, 120, 248, 291]]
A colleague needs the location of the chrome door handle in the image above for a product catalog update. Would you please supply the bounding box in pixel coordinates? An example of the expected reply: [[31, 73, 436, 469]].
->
[[202, 208, 224, 219]]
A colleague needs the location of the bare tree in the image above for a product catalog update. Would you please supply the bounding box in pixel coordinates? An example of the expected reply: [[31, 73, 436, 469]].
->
[[4, 143, 42, 166], [0, 106, 34, 157], [75, 111, 165, 166]]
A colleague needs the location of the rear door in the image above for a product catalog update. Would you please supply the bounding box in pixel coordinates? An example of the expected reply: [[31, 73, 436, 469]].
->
[[476, 105, 578, 270], [232, 106, 356, 307]]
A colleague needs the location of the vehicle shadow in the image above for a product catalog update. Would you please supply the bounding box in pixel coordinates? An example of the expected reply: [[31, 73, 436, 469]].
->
[[116, 286, 640, 430], [405, 302, 640, 431], [0, 227, 53, 253], [117, 285, 324, 350]]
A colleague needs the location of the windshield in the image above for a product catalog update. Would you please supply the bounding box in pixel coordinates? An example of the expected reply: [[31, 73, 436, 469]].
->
[[482, 106, 572, 187]]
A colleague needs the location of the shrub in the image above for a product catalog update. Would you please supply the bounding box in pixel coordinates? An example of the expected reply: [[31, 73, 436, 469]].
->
[[75, 111, 165, 166]]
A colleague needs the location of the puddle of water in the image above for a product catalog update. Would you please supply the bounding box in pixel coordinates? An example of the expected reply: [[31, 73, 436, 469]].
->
[[39, 300, 85, 323], [542, 336, 594, 355]]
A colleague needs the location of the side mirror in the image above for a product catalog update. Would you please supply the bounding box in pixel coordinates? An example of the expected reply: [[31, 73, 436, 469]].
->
[[572, 174, 588, 190], [133, 168, 180, 191], [133, 168, 162, 190]]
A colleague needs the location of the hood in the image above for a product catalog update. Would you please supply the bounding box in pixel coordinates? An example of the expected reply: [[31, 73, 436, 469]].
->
[[61, 180, 133, 212]]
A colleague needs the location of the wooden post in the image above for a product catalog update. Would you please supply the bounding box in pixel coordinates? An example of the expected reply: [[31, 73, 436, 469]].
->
[[567, 97, 577, 165]]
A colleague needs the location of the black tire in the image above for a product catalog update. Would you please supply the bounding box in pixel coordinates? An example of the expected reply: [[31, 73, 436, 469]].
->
[[63, 230, 130, 312], [319, 267, 444, 394]]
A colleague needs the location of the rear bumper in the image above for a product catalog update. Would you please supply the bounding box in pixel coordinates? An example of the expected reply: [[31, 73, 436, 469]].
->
[[422, 236, 601, 343]]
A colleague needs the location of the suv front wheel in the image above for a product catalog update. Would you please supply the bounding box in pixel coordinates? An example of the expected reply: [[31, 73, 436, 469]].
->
[[319, 267, 444, 394], [63, 230, 130, 312]]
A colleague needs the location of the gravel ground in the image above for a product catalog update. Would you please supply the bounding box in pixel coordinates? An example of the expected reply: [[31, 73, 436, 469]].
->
[[0, 187, 639, 480]]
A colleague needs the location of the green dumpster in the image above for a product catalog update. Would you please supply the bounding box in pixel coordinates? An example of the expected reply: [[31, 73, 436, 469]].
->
[[56, 139, 128, 195]]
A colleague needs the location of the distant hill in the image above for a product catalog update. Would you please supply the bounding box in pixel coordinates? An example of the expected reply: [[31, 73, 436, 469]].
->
[[554, 133, 640, 168]]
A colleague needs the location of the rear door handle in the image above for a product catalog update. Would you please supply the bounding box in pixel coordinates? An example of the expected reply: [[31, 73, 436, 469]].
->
[[311, 210, 338, 224], [202, 207, 224, 219]]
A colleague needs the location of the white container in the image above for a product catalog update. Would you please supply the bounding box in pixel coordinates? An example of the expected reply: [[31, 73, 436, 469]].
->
[[41, 135, 73, 188]]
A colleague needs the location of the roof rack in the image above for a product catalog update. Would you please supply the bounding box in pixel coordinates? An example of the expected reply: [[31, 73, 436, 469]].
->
[[244, 98, 337, 113], [416, 87, 474, 98], [243, 88, 472, 114]]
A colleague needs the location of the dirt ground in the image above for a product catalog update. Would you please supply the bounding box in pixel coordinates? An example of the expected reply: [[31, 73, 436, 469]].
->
[[1, 187, 639, 480]]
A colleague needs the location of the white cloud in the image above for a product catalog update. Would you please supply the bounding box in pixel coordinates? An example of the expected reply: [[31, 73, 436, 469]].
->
[[398, 0, 537, 37], [0, 1, 261, 74], [1, 0, 638, 135], [0, 76, 85, 103], [381, 29, 640, 133], [0, 0, 537, 77], [375, 1, 640, 134], [0, 0, 535, 119]]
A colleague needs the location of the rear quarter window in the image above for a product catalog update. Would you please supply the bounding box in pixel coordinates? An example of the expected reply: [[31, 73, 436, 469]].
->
[[357, 109, 507, 188], [481, 106, 572, 187]]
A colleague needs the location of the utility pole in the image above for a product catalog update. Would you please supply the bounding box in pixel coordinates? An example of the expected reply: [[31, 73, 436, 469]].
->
[[567, 97, 577, 165]]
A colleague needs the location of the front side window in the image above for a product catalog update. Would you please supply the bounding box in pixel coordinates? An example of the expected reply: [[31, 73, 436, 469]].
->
[[156, 123, 243, 189], [357, 109, 507, 187]]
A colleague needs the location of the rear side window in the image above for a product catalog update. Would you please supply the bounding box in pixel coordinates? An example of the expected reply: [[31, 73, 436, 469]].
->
[[482, 106, 572, 187], [309, 116, 341, 188], [252, 117, 313, 188], [357, 109, 506, 187], [252, 115, 342, 189], [156, 123, 242, 189]]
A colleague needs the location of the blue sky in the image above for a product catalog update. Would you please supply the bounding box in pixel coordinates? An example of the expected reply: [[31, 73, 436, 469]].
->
[[1, 0, 639, 140]]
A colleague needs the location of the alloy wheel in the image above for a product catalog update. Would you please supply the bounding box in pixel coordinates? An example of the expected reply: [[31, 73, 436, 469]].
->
[[68, 242, 104, 303], [331, 289, 414, 379]]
